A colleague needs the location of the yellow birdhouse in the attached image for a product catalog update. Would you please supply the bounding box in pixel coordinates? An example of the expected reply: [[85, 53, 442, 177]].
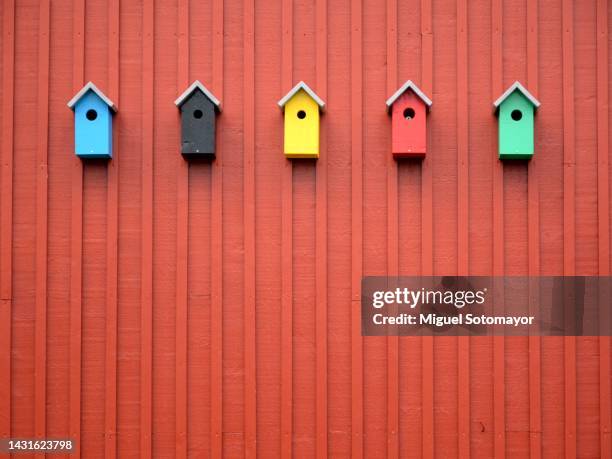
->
[[277, 81, 325, 159]]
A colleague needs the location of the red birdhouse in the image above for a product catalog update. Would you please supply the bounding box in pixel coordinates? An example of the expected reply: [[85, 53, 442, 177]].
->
[[386, 80, 432, 158]]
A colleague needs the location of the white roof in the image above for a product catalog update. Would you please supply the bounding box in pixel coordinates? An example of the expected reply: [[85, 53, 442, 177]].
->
[[493, 81, 540, 111], [277, 81, 325, 112], [385, 80, 432, 112], [175, 80, 222, 112], [67, 81, 117, 112]]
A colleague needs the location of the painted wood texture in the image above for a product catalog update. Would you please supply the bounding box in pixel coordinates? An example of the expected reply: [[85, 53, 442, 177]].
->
[[0, 0, 610, 457]]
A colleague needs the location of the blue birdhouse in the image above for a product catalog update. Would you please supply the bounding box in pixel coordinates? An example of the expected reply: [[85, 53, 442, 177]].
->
[[67, 82, 117, 159]]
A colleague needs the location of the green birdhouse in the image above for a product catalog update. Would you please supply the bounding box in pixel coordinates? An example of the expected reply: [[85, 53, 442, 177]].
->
[[493, 81, 541, 160]]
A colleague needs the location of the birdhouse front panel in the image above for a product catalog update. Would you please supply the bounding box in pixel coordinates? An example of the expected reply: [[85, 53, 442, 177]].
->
[[74, 91, 113, 159], [180, 91, 216, 157], [283, 90, 320, 159], [498, 91, 535, 159], [391, 91, 427, 157]]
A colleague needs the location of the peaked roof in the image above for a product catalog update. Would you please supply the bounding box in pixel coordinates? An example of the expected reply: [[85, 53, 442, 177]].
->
[[493, 81, 540, 112], [175, 80, 222, 112], [385, 80, 432, 112], [67, 82, 118, 112], [277, 81, 325, 112]]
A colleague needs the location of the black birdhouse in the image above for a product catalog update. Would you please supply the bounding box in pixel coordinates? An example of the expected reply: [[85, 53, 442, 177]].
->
[[174, 80, 222, 158]]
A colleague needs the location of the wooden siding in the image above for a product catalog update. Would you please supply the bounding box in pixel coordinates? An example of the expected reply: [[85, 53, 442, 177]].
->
[[0, 0, 610, 457]]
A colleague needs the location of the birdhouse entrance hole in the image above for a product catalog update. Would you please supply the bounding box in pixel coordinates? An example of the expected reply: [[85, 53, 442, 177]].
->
[[511, 109, 522, 121], [193, 109, 203, 119], [297, 110, 306, 119], [403, 107, 415, 120], [86, 109, 98, 121]]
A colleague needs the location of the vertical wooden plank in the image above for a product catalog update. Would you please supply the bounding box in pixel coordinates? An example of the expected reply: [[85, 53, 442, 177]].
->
[[456, 0, 470, 456], [280, 0, 293, 455], [0, 0, 14, 449], [243, 0, 257, 455], [538, 1, 564, 453], [114, 3, 141, 454], [562, 0, 576, 457], [211, 0, 224, 454], [456, 0, 468, 278], [34, 1, 50, 457], [326, 3, 353, 453], [11, 0, 38, 442], [351, 0, 364, 456], [526, 0, 541, 457], [315, 0, 328, 456], [492, 4, 507, 458], [491, 0, 505, 456], [175, 0, 189, 457], [465, 0, 494, 454], [105, 0, 120, 457], [174, 151, 188, 457], [385, 0, 399, 456], [69, 0, 85, 455], [596, 0, 611, 457], [44, 0, 73, 447], [420, 0, 434, 456], [150, 9, 180, 454], [140, 0, 154, 456], [280, 159, 293, 458]]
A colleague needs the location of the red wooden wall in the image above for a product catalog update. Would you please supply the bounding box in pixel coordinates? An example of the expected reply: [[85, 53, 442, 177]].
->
[[0, 0, 611, 457]]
